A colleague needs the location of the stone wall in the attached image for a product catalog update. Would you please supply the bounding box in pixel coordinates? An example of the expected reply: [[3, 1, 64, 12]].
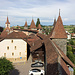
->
[[52, 39, 67, 55]]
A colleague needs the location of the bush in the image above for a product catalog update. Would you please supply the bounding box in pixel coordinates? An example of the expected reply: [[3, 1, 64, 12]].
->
[[67, 46, 72, 51], [0, 57, 14, 75], [67, 51, 75, 64], [69, 40, 74, 45]]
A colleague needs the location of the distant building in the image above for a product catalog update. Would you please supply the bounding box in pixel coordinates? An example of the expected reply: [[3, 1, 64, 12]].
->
[[24, 21, 28, 29], [71, 33, 75, 38], [37, 24, 42, 33], [66, 31, 71, 39]]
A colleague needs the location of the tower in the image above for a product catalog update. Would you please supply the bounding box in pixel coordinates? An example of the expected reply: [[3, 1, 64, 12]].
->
[[37, 24, 42, 33], [24, 21, 28, 29], [29, 19, 37, 30], [5, 16, 10, 28], [48, 9, 67, 55]]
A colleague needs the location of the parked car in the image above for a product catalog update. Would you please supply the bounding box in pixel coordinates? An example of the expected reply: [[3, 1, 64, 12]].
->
[[29, 69, 44, 75], [31, 62, 44, 67]]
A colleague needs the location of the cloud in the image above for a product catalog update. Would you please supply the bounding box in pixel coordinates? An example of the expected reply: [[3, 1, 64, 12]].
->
[[0, 0, 75, 27]]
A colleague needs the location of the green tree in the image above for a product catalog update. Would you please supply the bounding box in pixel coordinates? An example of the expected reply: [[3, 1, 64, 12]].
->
[[67, 46, 72, 51], [0, 57, 14, 75], [72, 27, 75, 33], [70, 39, 74, 45], [36, 18, 40, 27], [67, 51, 75, 64]]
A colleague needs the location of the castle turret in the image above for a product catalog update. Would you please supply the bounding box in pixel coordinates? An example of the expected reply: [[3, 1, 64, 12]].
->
[[48, 9, 67, 55], [37, 24, 42, 33], [5, 16, 10, 28], [29, 19, 37, 30], [24, 21, 28, 29]]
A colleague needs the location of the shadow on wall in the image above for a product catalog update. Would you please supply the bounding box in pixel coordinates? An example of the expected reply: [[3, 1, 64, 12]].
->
[[9, 69, 20, 75], [46, 63, 69, 75]]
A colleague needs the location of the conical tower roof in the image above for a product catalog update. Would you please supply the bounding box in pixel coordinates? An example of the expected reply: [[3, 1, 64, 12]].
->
[[24, 21, 28, 27], [48, 10, 67, 39], [30, 19, 36, 29], [53, 18, 56, 26], [5, 16, 10, 24], [37, 24, 42, 29]]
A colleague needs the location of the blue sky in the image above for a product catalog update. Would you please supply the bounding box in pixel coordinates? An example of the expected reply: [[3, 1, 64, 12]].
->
[[0, 0, 75, 27]]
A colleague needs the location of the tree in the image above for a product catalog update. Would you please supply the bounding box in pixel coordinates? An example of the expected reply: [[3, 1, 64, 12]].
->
[[36, 18, 40, 27], [0, 27, 3, 32], [67, 46, 72, 51], [0, 57, 14, 75], [72, 27, 75, 33]]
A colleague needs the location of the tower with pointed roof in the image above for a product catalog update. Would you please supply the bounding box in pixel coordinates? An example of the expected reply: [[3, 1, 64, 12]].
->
[[24, 21, 28, 29], [37, 24, 42, 33], [29, 19, 37, 30], [48, 9, 67, 55], [5, 16, 10, 28], [53, 18, 56, 26]]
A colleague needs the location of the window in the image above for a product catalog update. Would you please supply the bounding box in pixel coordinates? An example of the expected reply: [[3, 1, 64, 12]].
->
[[7, 46, 9, 50], [11, 40, 13, 43], [19, 52, 21, 56], [4, 53, 6, 57], [15, 46, 16, 50], [12, 53, 14, 56]]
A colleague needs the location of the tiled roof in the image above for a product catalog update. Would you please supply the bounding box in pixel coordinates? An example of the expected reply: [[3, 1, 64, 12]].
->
[[30, 39, 42, 52], [60, 58, 70, 75], [48, 14, 67, 38], [1, 27, 10, 38], [29, 19, 36, 29], [5, 16, 10, 24], [5, 32, 27, 39], [37, 33, 46, 40], [24, 21, 28, 27], [37, 24, 42, 29], [71, 33, 75, 36], [44, 38, 58, 75], [13, 29, 38, 33]]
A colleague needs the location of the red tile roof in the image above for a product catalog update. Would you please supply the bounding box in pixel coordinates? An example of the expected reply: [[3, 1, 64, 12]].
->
[[37, 24, 42, 29], [71, 33, 75, 36], [48, 15, 67, 39], [5, 32, 27, 39], [29, 19, 36, 29], [30, 39, 42, 52], [60, 58, 70, 75], [1, 27, 10, 38], [5, 16, 10, 24], [24, 21, 28, 27]]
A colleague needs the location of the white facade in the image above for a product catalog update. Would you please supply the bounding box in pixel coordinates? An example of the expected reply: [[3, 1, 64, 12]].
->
[[5, 24, 10, 28], [0, 39, 27, 62], [66, 31, 71, 39]]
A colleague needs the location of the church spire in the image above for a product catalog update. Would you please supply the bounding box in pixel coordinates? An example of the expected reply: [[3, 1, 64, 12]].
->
[[5, 16, 10, 28], [59, 9, 60, 16], [5, 16, 10, 24]]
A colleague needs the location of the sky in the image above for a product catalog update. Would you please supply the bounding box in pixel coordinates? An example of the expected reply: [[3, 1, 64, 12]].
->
[[0, 0, 75, 27]]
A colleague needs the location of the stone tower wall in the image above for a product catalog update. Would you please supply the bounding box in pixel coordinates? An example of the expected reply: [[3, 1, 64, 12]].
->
[[52, 39, 67, 55]]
